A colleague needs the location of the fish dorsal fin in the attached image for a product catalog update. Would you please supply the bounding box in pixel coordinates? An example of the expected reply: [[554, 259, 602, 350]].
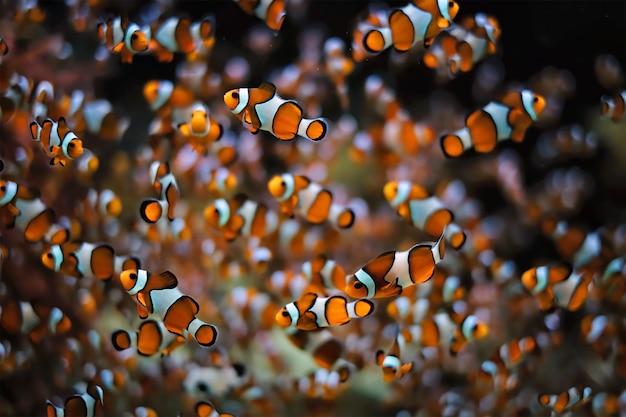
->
[[258, 82, 277, 95], [158, 270, 179, 288], [298, 292, 318, 312], [375, 349, 385, 366]]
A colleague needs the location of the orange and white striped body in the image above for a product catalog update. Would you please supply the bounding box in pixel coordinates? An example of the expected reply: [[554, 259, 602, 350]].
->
[[233, 0, 286, 31], [29, 117, 84, 166], [111, 319, 185, 357], [601, 90, 626, 122], [46, 384, 103, 417], [224, 82, 329, 142]]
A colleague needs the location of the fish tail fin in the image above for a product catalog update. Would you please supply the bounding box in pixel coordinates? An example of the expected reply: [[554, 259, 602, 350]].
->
[[440, 128, 471, 158], [348, 299, 374, 319], [188, 318, 218, 347], [328, 205, 355, 229], [298, 117, 328, 141]]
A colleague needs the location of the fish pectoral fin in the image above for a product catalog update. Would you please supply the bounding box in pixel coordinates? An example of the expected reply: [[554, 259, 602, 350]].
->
[[136, 302, 150, 318], [300, 311, 319, 331], [379, 279, 402, 297], [375, 349, 385, 366]]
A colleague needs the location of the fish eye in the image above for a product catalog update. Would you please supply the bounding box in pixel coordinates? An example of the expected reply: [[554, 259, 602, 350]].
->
[[280, 181, 286, 187], [0, 185, 5, 192], [533, 97, 539, 103], [47, 253, 53, 258], [131, 33, 138, 41], [448, 1, 454, 7], [232, 92, 239, 99], [281, 310, 290, 317], [68, 142, 75, 148], [354, 282, 363, 289], [196, 382, 209, 393], [129, 273, 137, 280]]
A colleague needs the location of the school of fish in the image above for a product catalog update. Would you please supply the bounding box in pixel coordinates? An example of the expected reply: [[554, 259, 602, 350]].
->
[[0, 0, 625, 416]]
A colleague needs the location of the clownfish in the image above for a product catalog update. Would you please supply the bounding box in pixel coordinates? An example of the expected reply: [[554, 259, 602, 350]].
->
[[227, 287, 280, 331], [143, 80, 195, 115], [440, 90, 546, 158], [0, 37, 8, 56], [97, 17, 151, 63], [204, 194, 278, 241], [111, 319, 186, 357], [46, 383, 103, 417], [73, 99, 131, 141], [0, 300, 71, 343], [401, 312, 488, 355], [285, 329, 344, 369], [275, 292, 374, 331], [292, 360, 355, 400], [176, 102, 223, 155], [206, 167, 238, 196], [596, 256, 625, 304], [30, 117, 84, 166], [384, 180, 466, 249], [375, 334, 414, 382], [233, 0, 286, 31], [345, 233, 445, 299], [601, 91, 625, 122], [476, 336, 537, 390], [150, 16, 215, 62], [140, 161, 179, 223], [352, 3, 393, 62], [41, 241, 140, 281], [323, 37, 354, 109], [538, 386, 593, 413], [194, 400, 235, 417], [521, 263, 592, 311], [224, 82, 329, 142], [0, 180, 54, 243], [119, 268, 218, 347], [75, 189, 122, 227], [302, 255, 348, 292], [268, 174, 355, 229]]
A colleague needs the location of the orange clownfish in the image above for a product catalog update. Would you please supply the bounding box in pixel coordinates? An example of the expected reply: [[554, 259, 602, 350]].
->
[[302, 255, 348, 292], [41, 241, 139, 281], [204, 194, 278, 241], [0, 300, 71, 343], [97, 17, 151, 63], [345, 233, 445, 299], [384, 180, 466, 249], [538, 386, 593, 414], [140, 161, 179, 223], [376, 335, 414, 382], [119, 268, 218, 347], [292, 361, 354, 400], [440, 90, 546, 158], [176, 102, 223, 155], [73, 99, 131, 141], [111, 319, 186, 357], [352, 3, 393, 62], [75, 189, 122, 227], [268, 174, 355, 229], [46, 383, 103, 417], [206, 167, 238, 196], [275, 293, 374, 331], [143, 80, 195, 115], [234, 0, 286, 31], [0, 180, 55, 243], [224, 82, 329, 142], [521, 263, 592, 311], [601, 90, 625, 122], [30, 117, 84, 166], [150, 16, 214, 62]]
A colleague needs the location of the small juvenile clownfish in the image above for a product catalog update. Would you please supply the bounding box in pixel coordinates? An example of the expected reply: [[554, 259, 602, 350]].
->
[[227, 287, 280, 331], [541, 219, 606, 270], [440, 89, 546, 158], [194, 400, 235, 417], [476, 336, 537, 390], [206, 167, 238, 197], [383, 180, 466, 249], [538, 386, 593, 414], [150, 17, 200, 62], [41, 241, 133, 281], [119, 268, 218, 347], [140, 161, 179, 223], [323, 37, 354, 110], [600, 90, 625, 122], [375, 334, 414, 382], [30, 117, 85, 166], [386, 0, 460, 52], [292, 362, 354, 400], [285, 329, 344, 369], [233, 0, 286, 31], [46, 383, 103, 417], [224, 82, 329, 142], [521, 263, 572, 310], [176, 102, 223, 155], [0, 180, 54, 243], [111, 319, 186, 357], [345, 232, 445, 299], [97, 17, 151, 63], [0, 37, 8, 56], [275, 292, 374, 331], [0, 300, 71, 343], [268, 174, 355, 229], [143, 80, 196, 116], [204, 194, 278, 241], [75, 189, 122, 227], [302, 255, 348, 292], [580, 314, 618, 359], [73, 99, 131, 141]]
